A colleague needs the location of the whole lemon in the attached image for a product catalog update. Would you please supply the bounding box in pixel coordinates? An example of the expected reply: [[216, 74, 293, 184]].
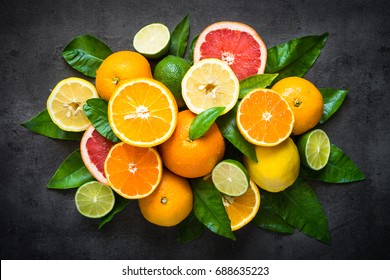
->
[[244, 138, 300, 192]]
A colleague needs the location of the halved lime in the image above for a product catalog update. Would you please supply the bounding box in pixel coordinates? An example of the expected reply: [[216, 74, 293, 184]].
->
[[133, 23, 170, 59], [75, 181, 115, 218], [212, 159, 249, 196], [297, 129, 331, 170]]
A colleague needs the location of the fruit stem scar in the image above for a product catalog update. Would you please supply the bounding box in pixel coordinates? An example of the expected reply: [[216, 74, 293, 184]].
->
[[112, 77, 120, 85], [294, 99, 302, 107], [161, 197, 167, 204]]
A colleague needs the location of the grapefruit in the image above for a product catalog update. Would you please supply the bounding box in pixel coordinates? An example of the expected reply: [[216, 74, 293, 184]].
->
[[80, 125, 115, 185], [193, 21, 267, 80]]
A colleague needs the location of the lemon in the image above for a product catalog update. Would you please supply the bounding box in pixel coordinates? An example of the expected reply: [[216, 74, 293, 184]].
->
[[244, 137, 300, 192], [133, 23, 170, 59]]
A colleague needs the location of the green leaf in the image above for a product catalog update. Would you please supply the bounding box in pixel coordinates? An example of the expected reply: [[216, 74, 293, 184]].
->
[[99, 195, 130, 229], [239, 74, 279, 98], [191, 178, 235, 240], [319, 88, 349, 124], [216, 105, 257, 162], [169, 15, 190, 58], [262, 177, 331, 243], [21, 109, 83, 140], [300, 144, 366, 183], [47, 149, 94, 189], [252, 193, 295, 234], [265, 33, 328, 83], [177, 211, 204, 243], [189, 107, 225, 140], [62, 35, 112, 78], [83, 98, 120, 142], [188, 34, 199, 64]]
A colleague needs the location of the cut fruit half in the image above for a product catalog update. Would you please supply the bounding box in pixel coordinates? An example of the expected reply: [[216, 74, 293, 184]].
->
[[133, 23, 170, 59], [212, 159, 249, 196], [297, 129, 330, 170], [181, 58, 239, 115], [193, 21, 267, 80]]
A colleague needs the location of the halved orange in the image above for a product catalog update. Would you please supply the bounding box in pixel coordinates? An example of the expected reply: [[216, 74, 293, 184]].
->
[[237, 88, 294, 146], [221, 179, 261, 231], [108, 78, 178, 147], [104, 142, 163, 199]]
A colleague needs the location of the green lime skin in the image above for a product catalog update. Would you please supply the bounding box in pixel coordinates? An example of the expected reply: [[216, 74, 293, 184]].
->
[[153, 55, 191, 108]]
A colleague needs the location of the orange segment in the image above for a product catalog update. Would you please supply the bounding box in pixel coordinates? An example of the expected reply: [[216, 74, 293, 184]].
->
[[108, 78, 178, 147], [237, 89, 294, 146], [104, 142, 163, 199]]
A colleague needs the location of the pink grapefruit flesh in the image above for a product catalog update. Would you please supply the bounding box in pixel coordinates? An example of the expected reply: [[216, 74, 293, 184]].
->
[[193, 21, 267, 80], [80, 125, 115, 185]]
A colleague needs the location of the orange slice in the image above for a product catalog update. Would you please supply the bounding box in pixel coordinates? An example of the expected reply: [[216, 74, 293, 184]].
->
[[237, 88, 294, 146], [104, 142, 163, 199], [221, 179, 261, 231], [108, 78, 178, 147]]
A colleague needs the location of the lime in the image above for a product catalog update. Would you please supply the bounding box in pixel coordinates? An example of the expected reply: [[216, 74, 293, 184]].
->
[[133, 23, 170, 59], [212, 159, 249, 196], [75, 181, 115, 218], [153, 55, 191, 108], [297, 129, 330, 170]]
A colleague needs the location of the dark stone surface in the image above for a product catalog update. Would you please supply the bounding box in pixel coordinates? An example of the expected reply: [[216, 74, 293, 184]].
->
[[1, 0, 389, 259]]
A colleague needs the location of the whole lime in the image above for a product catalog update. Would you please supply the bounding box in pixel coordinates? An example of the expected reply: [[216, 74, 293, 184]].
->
[[153, 55, 191, 108]]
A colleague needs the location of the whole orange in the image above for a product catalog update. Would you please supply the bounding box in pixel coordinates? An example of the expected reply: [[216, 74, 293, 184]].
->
[[159, 110, 225, 178], [271, 77, 324, 135], [138, 169, 193, 227], [95, 51, 152, 100]]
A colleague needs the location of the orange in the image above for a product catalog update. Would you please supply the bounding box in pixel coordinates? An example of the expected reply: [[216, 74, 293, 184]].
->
[[236, 88, 294, 147], [158, 110, 225, 178], [104, 142, 162, 199], [138, 169, 193, 227], [108, 78, 178, 147], [95, 51, 152, 100], [222, 179, 261, 231], [271, 76, 324, 135]]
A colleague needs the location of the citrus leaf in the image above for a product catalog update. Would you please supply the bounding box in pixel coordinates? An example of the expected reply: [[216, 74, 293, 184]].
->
[[188, 34, 199, 64], [265, 33, 328, 83], [239, 74, 279, 98], [191, 178, 236, 240], [189, 106, 225, 140], [252, 193, 295, 234], [300, 144, 366, 183], [263, 177, 331, 243], [99, 195, 130, 229], [62, 34, 112, 78], [216, 105, 258, 162], [169, 15, 190, 58], [47, 149, 94, 189], [21, 109, 83, 140], [319, 88, 349, 124], [83, 98, 120, 143], [177, 211, 204, 243]]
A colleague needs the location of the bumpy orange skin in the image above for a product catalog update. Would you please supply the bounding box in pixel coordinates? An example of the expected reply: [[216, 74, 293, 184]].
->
[[158, 110, 225, 178], [272, 77, 324, 135], [138, 169, 193, 227], [95, 51, 152, 101]]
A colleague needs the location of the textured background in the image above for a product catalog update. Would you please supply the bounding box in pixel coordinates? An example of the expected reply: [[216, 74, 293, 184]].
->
[[1, 0, 389, 259]]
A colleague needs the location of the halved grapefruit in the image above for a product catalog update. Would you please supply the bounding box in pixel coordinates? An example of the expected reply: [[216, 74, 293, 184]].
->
[[80, 125, 115, 185], [193, 21, 267, 80]]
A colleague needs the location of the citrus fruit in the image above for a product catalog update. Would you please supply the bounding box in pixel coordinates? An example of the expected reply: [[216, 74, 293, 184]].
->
[[297, 129, 331, 170], [95, 51, 152, 101], [271, 76, 324, 135], [108, 78, 178, 147], [80, 125, 115, 185], [153, 55, 191, 108], [104, 142, 163, 199], [133, 23, 170, 59], [193, 21, 267, 80], [221, 179, 261, 231], [46, 77, 99, 132], [244, 137, 300, 193], [181, 58, 239, 115], [237, 88, 294, 147], [75, 181, 115, 218], [138, 169, 193, 227], [212, 159, 249, 196], [158, 110, 225, 178]]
